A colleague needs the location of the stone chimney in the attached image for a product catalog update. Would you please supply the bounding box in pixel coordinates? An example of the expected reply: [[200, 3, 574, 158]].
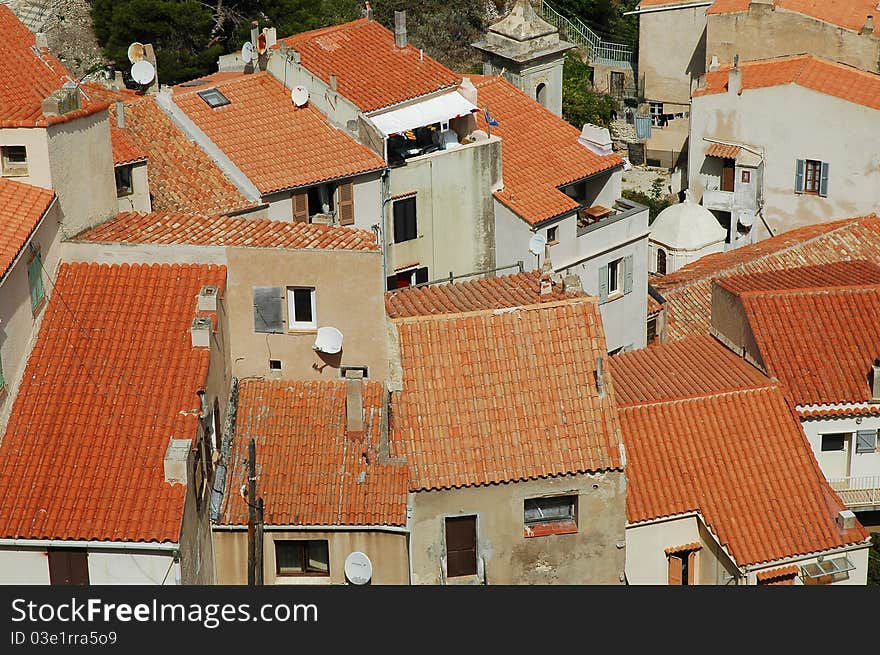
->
[[394, 11, 407, 48], [596, 355, 605, 398], [870, 357, 880, 402], [116, 100, 125, 128], [42, 82, 81, 117], [728, 55, 742, 95], [263, 26, 277, 48], [164, 439, 191, 484], [345, 369, 365, 433], [862, 15, 875, 35], [35, 32, 48, 49], [191, 316, 212, 348]]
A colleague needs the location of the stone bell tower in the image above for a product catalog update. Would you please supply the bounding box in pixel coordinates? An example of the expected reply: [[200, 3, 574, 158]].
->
[[472, 0, 574, 116]]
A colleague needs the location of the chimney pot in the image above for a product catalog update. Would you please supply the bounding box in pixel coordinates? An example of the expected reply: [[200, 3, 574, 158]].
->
[[728, 58, 743, 96], [35, 32, 48, 49], [164, 439, 192, 485], [198, 285, 218, 312], [345, 369, 365, 433], [394, 10, 407, 48], [863, 15, 875, 34], [329, 73, 338, 92], [363, 1, 373, 19], [709, 54, 720, 71], [836, 509, 857, 530], [191, 316, 212, 348]]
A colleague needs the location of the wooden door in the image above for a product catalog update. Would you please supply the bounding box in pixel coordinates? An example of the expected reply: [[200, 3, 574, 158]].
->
[[721, 159, 735, 192], [445, 516, 477, 578], [48, 549, 89, 585]]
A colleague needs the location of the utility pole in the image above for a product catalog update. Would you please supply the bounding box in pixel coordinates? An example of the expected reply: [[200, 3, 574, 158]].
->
[[247, 438, 256, 586]]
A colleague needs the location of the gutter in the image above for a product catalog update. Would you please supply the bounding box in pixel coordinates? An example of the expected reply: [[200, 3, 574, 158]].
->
[[0, 538, 179, 553], [212, 524, 409, 533]]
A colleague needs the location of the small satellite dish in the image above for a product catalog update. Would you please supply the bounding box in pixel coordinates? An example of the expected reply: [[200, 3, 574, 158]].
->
[[528, 233, 547, 256], [257, 32, 268, 55], [313, 326, 343, 354], [291, 85, 309, 107], [344, 551, 372, 585], [241, 41, 256, 64], [127, 42, 145, 64], [130, 59, 155, 86]]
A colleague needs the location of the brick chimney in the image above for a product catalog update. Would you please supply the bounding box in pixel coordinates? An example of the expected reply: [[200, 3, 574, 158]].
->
[[394, 11, 407, 48]]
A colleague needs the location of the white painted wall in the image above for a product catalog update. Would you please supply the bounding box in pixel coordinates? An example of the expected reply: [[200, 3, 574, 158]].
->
[[800, 415, 880, 481], [0, 549, 50, 584], [0, 127, 52, 189], [88, 551, 178, 585], [747, 546, 870, 586], [648, 238, 724, 274], [625, 515, 701, 584]]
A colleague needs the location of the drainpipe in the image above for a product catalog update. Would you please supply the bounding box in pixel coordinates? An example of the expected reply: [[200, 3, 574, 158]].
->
[[374, 168, 392, 287]]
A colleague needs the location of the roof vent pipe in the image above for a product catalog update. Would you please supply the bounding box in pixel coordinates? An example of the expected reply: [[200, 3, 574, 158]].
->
[[394, 10, 407, 48], [862, 15, 875, 35]]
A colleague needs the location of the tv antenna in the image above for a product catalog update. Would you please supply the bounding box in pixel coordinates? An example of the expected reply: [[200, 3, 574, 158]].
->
[[241, 41, 256, 65], [291, 85, 309, 107]]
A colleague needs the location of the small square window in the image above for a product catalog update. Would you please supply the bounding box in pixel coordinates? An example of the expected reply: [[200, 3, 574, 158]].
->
[[197, 88, 231, 108], [741, 170, 751, 184], [269, 359, 282, 370], [821, 434, 847, 452], [386, 266, 428, 290], [524, 495, 578, 537], [115, 165, 133, 197], [547, 226, 558, 244], [287, 287, 316, 330], [1, 145, 28, 176], [275, 540, 329, 577]]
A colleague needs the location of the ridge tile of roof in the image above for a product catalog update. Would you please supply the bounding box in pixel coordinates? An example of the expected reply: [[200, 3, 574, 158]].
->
[[221, 380, 408, 527], [392, 297, 623, 492], [173, 72, 385, 195], [0, 178, 54, 279], [716, 260, 880, 294], [277, 19, 461, 113], [385, 269, 583, 318], [621, 385, 868, 566], [0, 262, 226, 542], [707, 0, 879, 32], [0, 6, 108, 128], [472, 75, 622, 225], [651, 214, 880, 340], [74, 211, 380, 251]]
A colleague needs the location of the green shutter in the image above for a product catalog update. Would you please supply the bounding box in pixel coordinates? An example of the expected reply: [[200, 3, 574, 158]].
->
[[623, 254, 634, 294], [598, 265, 608, 303], [794, 159, 805, 193], [28, 253, 45, 310], [819, 161, 829, 197]]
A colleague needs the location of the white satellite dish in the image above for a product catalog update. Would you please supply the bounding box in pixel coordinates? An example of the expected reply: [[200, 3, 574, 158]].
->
[[291, 85, 309, 107], [313, 326, 343, 354], [241, 41, 256, 64], [130, 59, 155, 86], [127, 42, 146, 64], [344, 551, 372, 585], [528, 233, 547, 256]]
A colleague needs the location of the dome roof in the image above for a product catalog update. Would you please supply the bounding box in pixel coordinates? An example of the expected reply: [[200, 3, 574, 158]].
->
[[650, 191, 727, 251]]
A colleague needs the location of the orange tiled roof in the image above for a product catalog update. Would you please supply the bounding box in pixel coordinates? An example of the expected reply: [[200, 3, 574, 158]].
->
[[473, 75, 622, 225], [0, 262, 226, 542], [640, 0, 707, 6], [610, 335, 771, 405], [651, 215, 880, 340], [220, 380, 408, 527], [391, 297, 623, 491], [735, 284, 880, 405], [756, 564, 800, 583], [110, 122, 146, 166], [0, 178, 54, 279], [647, 293, 664, 315], [707, 0, 878, 32], [173, 72, 385, 195], [385, 270, 583, 318], [82, 84, 255, 216], [621, 385, 868, 566], [278, 19, 461, 113], [0, 6, 108, 127], [74, 211, 379, 251], [694, 55, 880, 111], [705, 142, 741, 159], [800, 405, 880, 419], [716, 260, 880, 294]]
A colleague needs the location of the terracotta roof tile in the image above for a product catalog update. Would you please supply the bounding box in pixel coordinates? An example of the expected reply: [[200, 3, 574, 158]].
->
[[640, 0, 707, 6], [392, 298, 623, 491], [610, 335, 771, 405], [707, 0, 878, 31], [0, 6, 108, 127], [278, 19, 461, 112], [664, 542, 702, 555], [0, 262, 226, 542], [472, 75, 622, 225], [706, 0, 752, 15], [800, 405, 880, 419], [0, 178, 54, 279], [705, 142, 741, 158], [621, 385, 868, 565], [651, 215, 880, 340], [221, 380, 408, 527], [74, 211, 379, 251], [717, 260, 880, 294], [756, 564, 800, 583], [110, 122, 146, 166], [385, 269, 583, 318], [647, 293, 664, 315], [173, 72, 385, 195], [694, 55, 880, 111]]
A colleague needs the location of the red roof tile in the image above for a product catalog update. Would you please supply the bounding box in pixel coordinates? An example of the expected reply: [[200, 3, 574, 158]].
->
[[221, 380, 408, 527], [756, 564, 800, 583], [385, 269, 583, 318], [707, 0, 878, 32], [610, 335, 771, 405], [800, 405, 880, 419], [717, 260, 880, 294], [651, 215, 880, 340], [0, 178, 54, 279], [705, 0, 752, 15], [694, 55, 880, 111], [278, 19, 461, 113], [647, 293, 664, 315], [173, 72, 385, 195], [110, 121, 146, 166], [621, 385, 868, 565], [0, 262, 226, 542], [83, 84, 255, 216], [74, 211, 379, 251], [0, 6, 108, 127], [472, 75, 622, 225], [705, 142, 741, 159], [640, 0, 707, 6], [392, 298, 623, 491]]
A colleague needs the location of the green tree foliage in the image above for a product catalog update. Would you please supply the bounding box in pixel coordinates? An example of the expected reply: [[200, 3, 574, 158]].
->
[[562, 51, 616, 129], [622, 176, 672, 223], [550, 0, 640, 48], [869, 533, 880, 586]]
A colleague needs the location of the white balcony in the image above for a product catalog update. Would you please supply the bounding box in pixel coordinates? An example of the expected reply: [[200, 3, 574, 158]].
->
[[702, 189, 734, 213], [828, 475, 880, 510]]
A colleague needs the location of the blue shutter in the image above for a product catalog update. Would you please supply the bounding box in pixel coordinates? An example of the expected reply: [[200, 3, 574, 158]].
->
[[253, 286, 284, 333], [856, 430, 877, 454], [819, 161, 829, 197], [623, 254, 634, 294], [794, 159, 804, 193], [598, 265, 609, 303]]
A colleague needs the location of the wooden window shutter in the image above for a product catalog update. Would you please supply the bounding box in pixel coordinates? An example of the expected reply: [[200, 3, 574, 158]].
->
[[794, 159, 805, 193], [819, 161, 829, 197], [598, 264, 608, 303], [856, 429, 877, 454], [668, 554, 683, 585], [337, 182, 354, 225], [623, 254, 634, 294], [686, 550, 697, 585], [292, 191, 309, 223], [253, 286, 284, 333]]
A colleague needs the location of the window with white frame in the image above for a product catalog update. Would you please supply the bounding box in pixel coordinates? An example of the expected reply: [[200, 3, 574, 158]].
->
[[1, 145, 28, 176], [287, 287, 316, 331], [598, 255, 634, 303]]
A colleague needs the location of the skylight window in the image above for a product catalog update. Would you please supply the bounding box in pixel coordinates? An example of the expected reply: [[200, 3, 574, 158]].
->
[[197, 88, 230, 108]]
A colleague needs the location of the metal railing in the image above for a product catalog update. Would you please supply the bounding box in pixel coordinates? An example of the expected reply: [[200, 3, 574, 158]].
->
[[411, 261, 525, 289], [538, 0, 634, 65], [828, 475, 880, 509]]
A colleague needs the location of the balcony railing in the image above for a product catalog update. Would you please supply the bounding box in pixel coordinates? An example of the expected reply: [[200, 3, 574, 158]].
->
[[828, 475, 880, 509], [702, 189, 734, 212], [577, 197, 647, 237]]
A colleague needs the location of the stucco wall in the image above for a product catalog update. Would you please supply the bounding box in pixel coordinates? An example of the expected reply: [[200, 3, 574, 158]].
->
[[263, 172, 382, 228], [746, 546, 870, 585], [689, 84, 880, 239], [707, 6, 880, 74], [115, 161, 151, 214], [0, 127, 52, 189], [648, 238, 723, 274], [409, 471, 627, 585], [87, 551, 179, 585], [0, 549, 51, 584], [386, 138, 501, 284], [520, 55, 565, 117], [800, 416, 880, 481], [639, 5, 708, 107], [212, 529, 409, 585]]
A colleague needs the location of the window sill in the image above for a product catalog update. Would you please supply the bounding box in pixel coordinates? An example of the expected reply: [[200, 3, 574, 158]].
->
[[287, 328, 317, 334], [445, 573, 482, 585], [2, 170, 28, 177], [116, 190, 133, 198], [605, 291, 625, 303], [524, 519, 578, 538], [275, 575, 331, 585], [548, 240, 559, 246]]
